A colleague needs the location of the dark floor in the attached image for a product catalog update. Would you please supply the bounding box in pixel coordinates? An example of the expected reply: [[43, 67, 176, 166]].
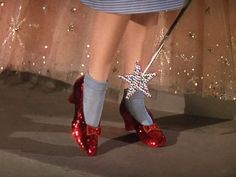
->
[[0, 72, 236, 177]]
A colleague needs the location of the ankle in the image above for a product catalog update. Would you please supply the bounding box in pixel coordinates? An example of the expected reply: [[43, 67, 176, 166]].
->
[[123, 89, 153, 126], [87, 70, 109, 83], [85, 73, 108, 91]]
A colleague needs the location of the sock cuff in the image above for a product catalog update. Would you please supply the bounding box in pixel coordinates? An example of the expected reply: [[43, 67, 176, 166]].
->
[[84, 74, 108, 91], [124, 88, 144, 100]]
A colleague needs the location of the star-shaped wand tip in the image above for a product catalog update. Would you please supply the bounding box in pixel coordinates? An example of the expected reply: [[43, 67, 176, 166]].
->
[[118, 61, 157, 99]]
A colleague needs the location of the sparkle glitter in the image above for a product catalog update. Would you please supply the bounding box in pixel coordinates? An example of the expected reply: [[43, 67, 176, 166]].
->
[[28, 23, 39, 28], [67, 24, 75, 32], [71, 7, 77, 13], [1, 5, 26, 47], [44, 45, 48, 49], [189, 32, 196, 39], [0, 2, 4, 7], [0, 66, 4, 70], [81, 64, 85, 67], [208, 48, 213, 53]]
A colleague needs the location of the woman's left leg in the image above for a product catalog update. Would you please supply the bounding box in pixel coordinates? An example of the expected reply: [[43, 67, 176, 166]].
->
[[122, 13, 158, 125], [120, 12, 167, 148]]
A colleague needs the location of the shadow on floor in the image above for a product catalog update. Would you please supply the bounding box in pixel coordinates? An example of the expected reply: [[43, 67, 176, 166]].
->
[[99, 114, 229, 155], [0, 70, 231, 157]]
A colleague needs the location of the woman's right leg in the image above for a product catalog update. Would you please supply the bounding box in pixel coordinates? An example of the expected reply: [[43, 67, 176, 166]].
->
[[88, 11, 130, 82], [83, 11, 130, 128], [71, 11, 130, 156]]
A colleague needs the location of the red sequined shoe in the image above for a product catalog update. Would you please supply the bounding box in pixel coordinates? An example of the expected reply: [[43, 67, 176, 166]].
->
[[119, 96, 167, 148], [68, 75, 101, 156]]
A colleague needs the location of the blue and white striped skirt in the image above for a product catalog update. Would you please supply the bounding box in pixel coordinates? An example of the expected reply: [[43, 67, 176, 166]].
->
[[80, 0, 187, 14]]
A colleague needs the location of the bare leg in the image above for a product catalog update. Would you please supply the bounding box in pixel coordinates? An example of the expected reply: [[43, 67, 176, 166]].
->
[[88, 11, 130, 82], [122, 13, 158, 88]]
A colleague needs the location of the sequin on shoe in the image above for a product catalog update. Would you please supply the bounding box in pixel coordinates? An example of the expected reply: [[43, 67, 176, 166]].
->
[[119, 96, 167, 148]]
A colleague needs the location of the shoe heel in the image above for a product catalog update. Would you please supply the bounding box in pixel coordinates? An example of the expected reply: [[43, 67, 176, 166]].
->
[[122, 114, 135, 131], [120, 102, 135, 131], [68, 93, 75, 104], [124, 117, 135, 131]]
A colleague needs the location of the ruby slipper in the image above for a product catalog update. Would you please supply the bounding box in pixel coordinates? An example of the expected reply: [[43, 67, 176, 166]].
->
[[119, 96, 167, 148], [68, 75, 101, 156]]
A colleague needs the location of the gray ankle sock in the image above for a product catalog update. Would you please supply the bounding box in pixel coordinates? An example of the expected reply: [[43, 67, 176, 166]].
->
[[124, 89, 153, 125], [83, 74, 108, 127]]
